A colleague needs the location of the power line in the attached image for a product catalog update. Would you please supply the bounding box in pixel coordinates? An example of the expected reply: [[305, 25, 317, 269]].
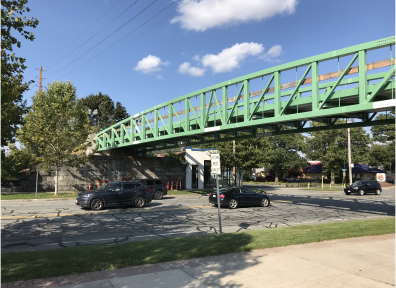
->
[[62, 0, 192, 80], [47, 0, 140, 70], [59, 0, 181, 79], [48, 0, 159, 78], [46, 0, 125, 64]]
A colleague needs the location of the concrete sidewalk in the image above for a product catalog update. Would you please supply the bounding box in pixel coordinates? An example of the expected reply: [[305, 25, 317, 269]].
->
[[3, 234, 394, 288]]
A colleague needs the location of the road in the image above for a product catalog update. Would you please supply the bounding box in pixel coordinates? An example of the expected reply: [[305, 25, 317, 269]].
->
[[1, 185, 394, 254]]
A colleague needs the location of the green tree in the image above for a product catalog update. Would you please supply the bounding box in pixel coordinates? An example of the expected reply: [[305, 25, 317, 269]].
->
[[18, 81, 94, 195], [203, 134, 270, 186], [1, 0, 39, 146], [304, 121, 371, 184], [1, 144, 36, 182], [79, 92, 130, 130], [370, 142, 395, 174], [371, 112, 395, 142], [267, 133, 308, 183]]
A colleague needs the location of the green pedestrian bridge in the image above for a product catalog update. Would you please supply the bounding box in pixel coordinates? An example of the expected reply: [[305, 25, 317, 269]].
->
[[96, 36, 395, 152]]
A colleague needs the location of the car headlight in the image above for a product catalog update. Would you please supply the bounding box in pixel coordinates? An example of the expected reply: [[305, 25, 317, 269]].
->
[[83, 193, 95, 198], [353, 187, 359, 190]]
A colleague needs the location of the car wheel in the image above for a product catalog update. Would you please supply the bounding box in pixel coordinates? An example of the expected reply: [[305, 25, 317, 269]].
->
[[154, 191, 164, 200], [375, 189, 381, 195], [261, 198, 270, 207], [90, 198, 104, 211], [228, 199, 238, 209], [359, 189, 365, 196], [134, 196, 146, 208]]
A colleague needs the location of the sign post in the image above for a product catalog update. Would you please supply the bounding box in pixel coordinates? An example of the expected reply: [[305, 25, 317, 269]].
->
[[35, 165, 40, 198], [211, 153, 222, 235]]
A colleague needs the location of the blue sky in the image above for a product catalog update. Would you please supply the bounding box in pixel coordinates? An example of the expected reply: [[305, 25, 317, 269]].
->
[[18, 0, 395, 117]]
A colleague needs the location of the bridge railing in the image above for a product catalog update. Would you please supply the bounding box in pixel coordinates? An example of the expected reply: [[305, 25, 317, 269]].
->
[[97, 36, 395, 151]]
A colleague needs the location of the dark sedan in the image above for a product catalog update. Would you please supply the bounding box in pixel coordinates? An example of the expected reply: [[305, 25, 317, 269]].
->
[[344, 180, 382, 196], [76, 181, 152, 210], [209, 187, 270, 209]]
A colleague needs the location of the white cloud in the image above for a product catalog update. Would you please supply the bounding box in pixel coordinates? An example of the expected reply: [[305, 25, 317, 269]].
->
[[267, 45, 283, 57], [260, 44, 283, 62], [178, 62, 205, 77], [171, 0, 298, 32], [157, 74, 163, 79], [133, 55, 169, 73], [201, 42, 264, 73], [192, 55, 201, 61]]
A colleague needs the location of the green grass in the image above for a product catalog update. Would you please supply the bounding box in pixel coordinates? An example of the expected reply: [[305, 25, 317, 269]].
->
[[2, 218, 394, 283], [1, 192, 79, 200], [167, 189, 210, 195]]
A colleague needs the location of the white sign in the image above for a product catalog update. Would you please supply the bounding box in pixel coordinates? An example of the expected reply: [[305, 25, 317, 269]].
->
[[211, 153, 221, 175], [376, 173, 386, 182]]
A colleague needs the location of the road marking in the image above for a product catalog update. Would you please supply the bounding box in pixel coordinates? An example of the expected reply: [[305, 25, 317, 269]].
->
[[0, 205, 213, 220]]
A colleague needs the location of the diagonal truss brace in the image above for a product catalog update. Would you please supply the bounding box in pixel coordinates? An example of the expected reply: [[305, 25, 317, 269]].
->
[[319, 53, 359, 110], [226, 83, 245, 123], [368, 65, 395, 102], [249, 74, 274, 120], [281, 64, 312, 115]]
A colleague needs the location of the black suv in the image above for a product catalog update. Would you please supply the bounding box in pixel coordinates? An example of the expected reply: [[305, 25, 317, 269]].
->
[[134, 179, 168, 200], [344, 180, 382, 196], [75, 181, 152, 210]]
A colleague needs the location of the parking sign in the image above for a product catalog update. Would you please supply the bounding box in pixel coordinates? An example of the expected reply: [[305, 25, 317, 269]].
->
[[211, 153, 221, 175]]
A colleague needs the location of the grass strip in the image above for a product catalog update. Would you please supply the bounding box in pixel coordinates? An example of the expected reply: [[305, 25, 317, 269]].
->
[[1, 192, 78, 200], [167, 189, 210, 195], [2, 218, 394, 283]]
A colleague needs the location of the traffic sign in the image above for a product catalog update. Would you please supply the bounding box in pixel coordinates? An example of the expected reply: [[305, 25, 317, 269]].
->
[[211, 153, 221, 175], [342, 169, 347, 171]]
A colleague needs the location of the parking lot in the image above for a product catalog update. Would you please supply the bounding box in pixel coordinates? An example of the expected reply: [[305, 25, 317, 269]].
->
[[1, 185, 395, 254]]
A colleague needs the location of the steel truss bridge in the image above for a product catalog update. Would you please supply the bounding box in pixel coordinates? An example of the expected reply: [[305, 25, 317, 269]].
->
[[96, 36, 395, 152]]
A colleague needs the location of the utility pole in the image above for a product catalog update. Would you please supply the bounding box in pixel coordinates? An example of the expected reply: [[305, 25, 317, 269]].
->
[[233, 139, 236, 187], [39, 66, 42, 92], [36, 67, 46, 92], [347, 119, 352, 185]]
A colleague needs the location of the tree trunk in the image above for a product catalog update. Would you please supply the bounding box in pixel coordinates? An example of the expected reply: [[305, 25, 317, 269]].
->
[[274, 171, 280, 184], [54, 162, 58, 196], [331, 169, 335, 185], [239, 170, 243, 187]]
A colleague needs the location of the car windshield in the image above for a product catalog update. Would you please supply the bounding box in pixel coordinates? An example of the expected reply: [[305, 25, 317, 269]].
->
[[352, 181, 364, 186], [97, 183, 111, 190]]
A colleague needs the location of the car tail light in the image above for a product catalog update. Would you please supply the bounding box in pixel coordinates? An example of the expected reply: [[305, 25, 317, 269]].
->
[[219, 194, 225, 198], [146, 189, 151, 193]]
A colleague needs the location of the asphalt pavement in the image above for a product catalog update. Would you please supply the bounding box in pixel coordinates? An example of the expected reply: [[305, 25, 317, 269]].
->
[[2, 186, 395, 253]]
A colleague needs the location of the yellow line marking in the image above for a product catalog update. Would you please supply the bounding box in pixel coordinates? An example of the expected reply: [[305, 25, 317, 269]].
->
[[1, 205, 213, 220]]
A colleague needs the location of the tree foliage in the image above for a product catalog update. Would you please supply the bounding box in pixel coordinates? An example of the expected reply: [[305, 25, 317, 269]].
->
[[304, 121, 371, 183], [1, 144, 36, 182], [1, 0, 39, 146], [79, 92, 130, 130], [18, 81, 94, 195], [267, 133, 308, 183], [370, 142, 395, 174], [371, 112, 395, 142]]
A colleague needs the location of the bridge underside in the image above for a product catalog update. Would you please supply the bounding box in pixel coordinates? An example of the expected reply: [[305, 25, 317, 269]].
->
[[96, 36, 395, 153]]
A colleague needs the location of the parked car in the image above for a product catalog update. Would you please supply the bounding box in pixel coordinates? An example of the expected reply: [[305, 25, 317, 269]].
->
[[344, 180, 382, 196], [264, 175, 275, 182], [75, 181, 152, 210], [283, 176, 300, 183], [133, 179, 168, 199], [208, 187, 270, 209], [386, 177, 394, 184]]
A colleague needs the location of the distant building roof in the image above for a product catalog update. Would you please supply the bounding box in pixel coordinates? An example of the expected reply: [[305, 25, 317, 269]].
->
[[303, 163, 386, 174], [303, 163, 323, 173]]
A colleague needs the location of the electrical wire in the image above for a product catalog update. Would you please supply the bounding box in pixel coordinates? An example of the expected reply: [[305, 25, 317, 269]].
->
[[59, 0, 181, 79], [47, 0, 140, 70], [48, 0, 159, 78], [45, 0, 125, 67], [61, 0, 192, 80]]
